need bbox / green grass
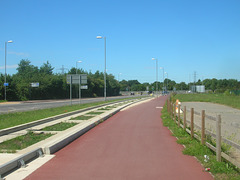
[70,115,94,120]
[41,122,77,131]
[0,97,142,130]
[0,131,52,153]
[86,111,104,115]
[173,93,240,109]
[161,104,240,180]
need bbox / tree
[16,59,38,77]
[40,61,54,75]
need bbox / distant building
[191,85,205,93]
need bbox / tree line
[0,59,120,101]
[119,78,240,93]
[0,59,239,101]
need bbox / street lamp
[152,57,158,97]
[160,67,164,92]
[96,35,107,101]
[118,73,122,82]
[4,40,13,101]
[75,60,82,103]
[76,60,82,74]
[165,72,168,92]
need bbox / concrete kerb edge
[0,97,151,178]
[0,148,43,178]
[0,98,144,137]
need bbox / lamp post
[4,40,13,101]
[152,58,158,97]
[76,60,82,74]
[160,67,164,93]
[76,60,82,103]
[96,36,107,101]
[118,73,122,82]
[165,72,168,92]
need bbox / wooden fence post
[178,104,181,127]
[171,103,173,120]
[191,108,194,139]
[183,106,186,130]
[201,110,205,145]
[216,115,222,162]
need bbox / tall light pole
[76,60,82,103]
[118,73,122,82]
[160,67,164,92]
[76,60,82,74]
[152,58,158,97]
[165,72,168,92]
[96,36,107,101]
[4,40,13,101]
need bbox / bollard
[183,106,186,130]
[191,108,194,139]
[216,115,222,162]
[201,110,205,145]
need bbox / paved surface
[24,97,213,180]
[0,95,142,114]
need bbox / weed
[86,111,104,115]
[161,104,240,179]
[42,122,77,131]
[70,115,94,120]
[0,131,52,152]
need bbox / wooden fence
[167,98,240,168]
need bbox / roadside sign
[30,82,39,87]
[81,85,88,89]
[67,74,87,84]
[4,83,9,87]
[66,74,88,106]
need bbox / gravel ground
[181,102,240,162]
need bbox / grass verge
[0,131,52,153]
[86,111,104,115]
[161,104,240,180]
[173,93,240,109]
[0,97,144,130]
[70,115,94,120]
[41,122,77,131]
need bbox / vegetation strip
[41,122,78,131]
[70,115,94,120]
[86,111,104,115]
[173,93,240,110]
[162,103,240,179]
[0,97,144,130]
[0,132,52,153]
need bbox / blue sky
[0,0,240,83]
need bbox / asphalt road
[25,97,213,180]
[0,96,142,114]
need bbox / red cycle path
[25,97,213,180]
